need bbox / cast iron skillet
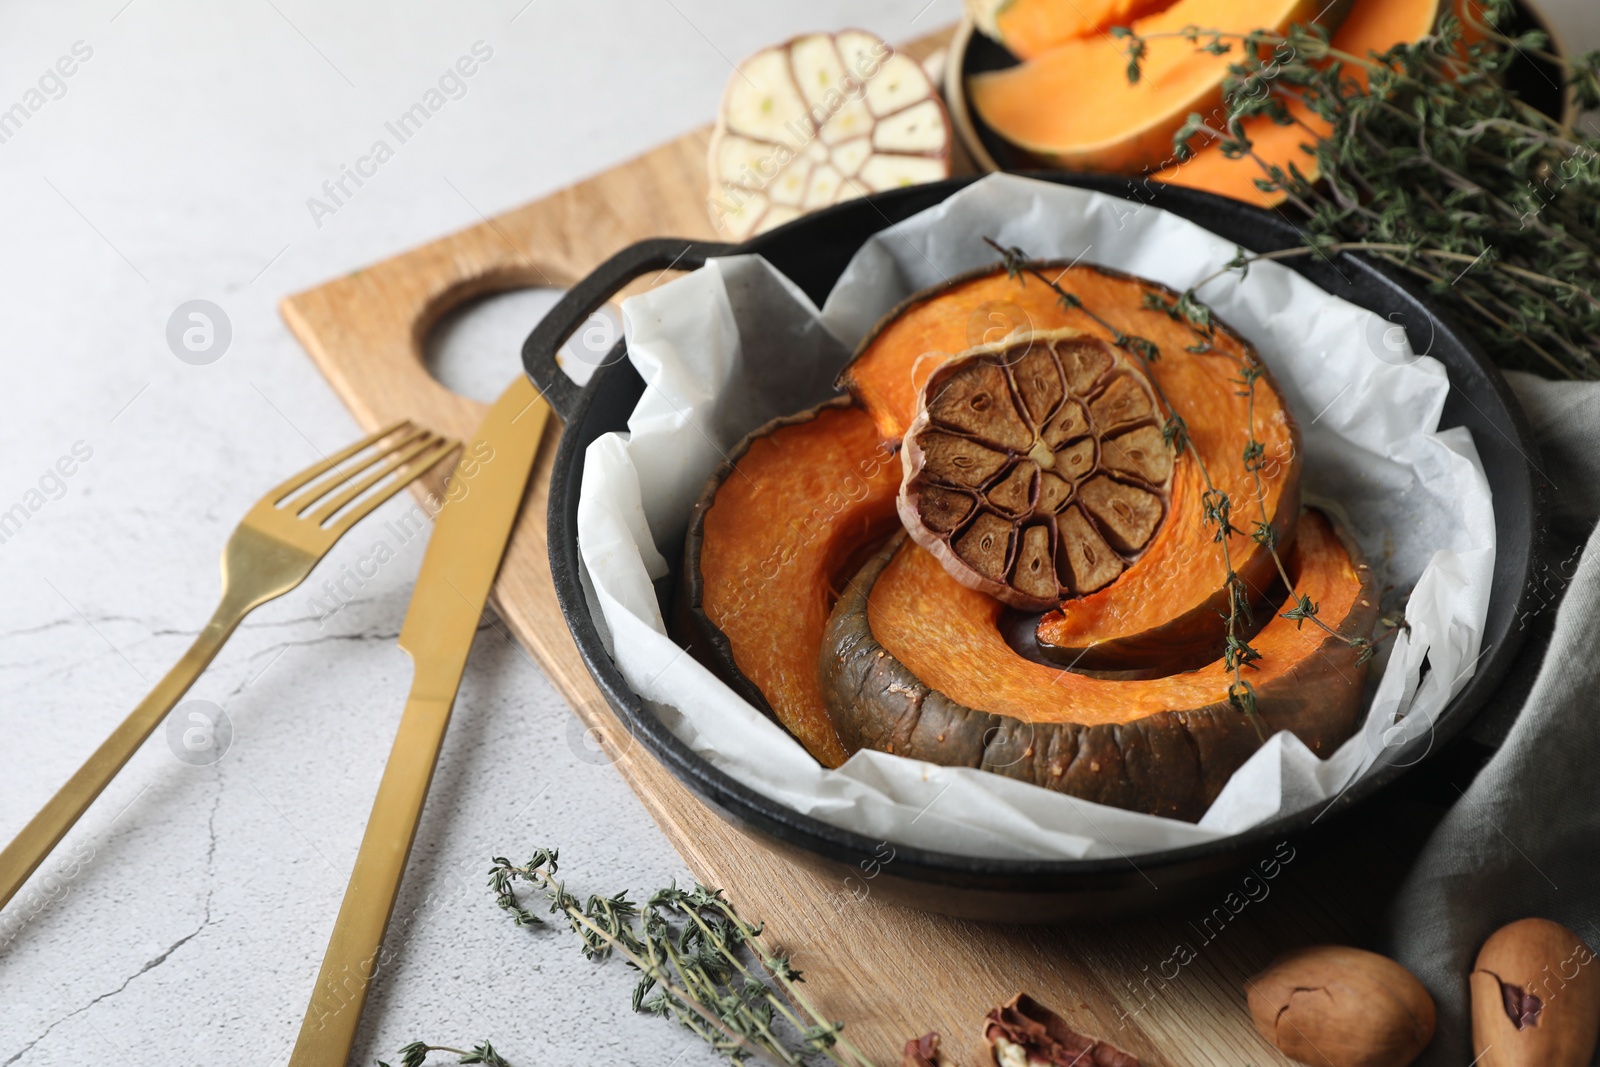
[521,174,1546,922]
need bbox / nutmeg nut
[1470,917,1600,1067]
[1246,945,1435,1067]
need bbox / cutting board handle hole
[424,286,622,404]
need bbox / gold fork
[0,421,459,914]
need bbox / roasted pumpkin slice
[966,0,1180,60]
[840,261,1300,671]
[1154,0,1446,206]
[967,0,1354,171]
[899,329,1176,610]
[679,399,902,767]
[820,509,1377,820]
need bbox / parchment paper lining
[575,175,1495,859]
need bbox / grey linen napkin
[1385,371,1600,1065]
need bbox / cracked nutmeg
[1246,944,1435,1067]
[898,328,1173,611]
[985,993,1138,1067]
[1470,918,1600,1067]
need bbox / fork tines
[270,420,459,534]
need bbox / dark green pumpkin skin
[819,528,1378,822]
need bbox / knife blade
[288,376,549,1067]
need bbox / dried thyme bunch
[1118,0,1600,379]
[488,849,873,1067]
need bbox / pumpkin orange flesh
[991,0,1179,60]
[1154,0,1445,206]
[968,0,1351,171]
[697,403,902,766]
[869,509,1364,723]
[841,264,1298,660]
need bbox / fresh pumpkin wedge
[966,0,1180,60]
[679,399,902,767]
[1154,0,1446,206]
[820,509,1377,820]
[967,0,1354,171]
[840,261,1301,672]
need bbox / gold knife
[288,376,549,1067]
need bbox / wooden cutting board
[281,26,1428,1066]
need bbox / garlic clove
[708,186,771,243]
[789,32,845,108]
[864,52,931,115]
[719,48,807,146]
[857,153,949,191]
[762,204,802,232]
[874,99,951,153]
[830,136,872,177]
[709,132,771,189]
[834,31,884,90]
[803,165,844,210]
[765,155,811,207]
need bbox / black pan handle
[522,237,738,422]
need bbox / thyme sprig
[378,1042,512,1067]
[1116,0,1600,380]
[1142,280,1383,665]
[984,236,1404,724]
[987,238,1164,362]
[489,849,872,1067]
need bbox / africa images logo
[306,41,494,228]
[0,41,93,147]
[0,441,93,547]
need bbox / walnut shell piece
[898,329,1173,611]
[901,1032,946,1067]
[984,993,1138,1066]
[1470,918,1600,1067]
[1247,945,1435,1067]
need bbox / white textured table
[0,2,1593,1066]
[0,3,961,1065]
